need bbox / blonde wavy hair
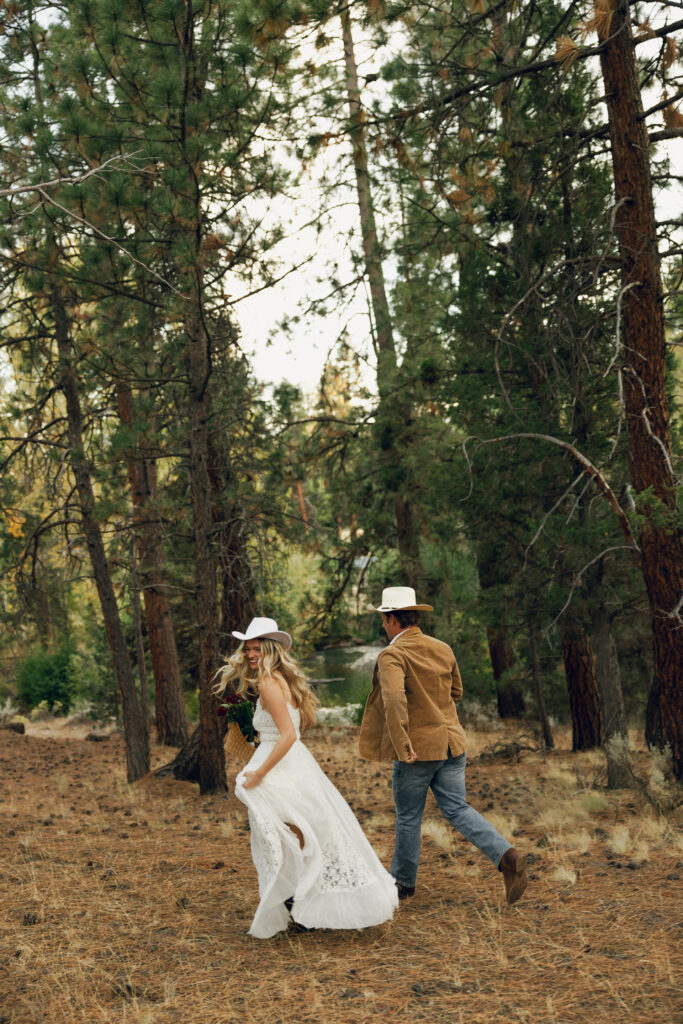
[213,638,319,730]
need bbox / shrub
[69,631,119,723]
[16,642,76,713]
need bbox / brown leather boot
[499,848,528,905]
[288,919,313,933]
[396,883,415,900]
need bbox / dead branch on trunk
[463,432,641,560]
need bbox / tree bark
[53,286,149,782]
[158,6,228,794]
[115,381,189,747]
[591,601,631,788]
[528,621,554,749]
[156,722,201,782]
[157,498,258,784]
[156,460,258,783]
[477,546,525,717]
[218,514,257,642]
[129,534,150,727]
[487,627,525,717]
[340,7,424,589]
[25,0,148,780]
[185,302,226,794]
[560,625,602,751]
[205,429,258,645]
[598,0,683,778]
[156,713,234,782]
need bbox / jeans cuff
[496,844,513,869]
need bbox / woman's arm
[240,677,297,789]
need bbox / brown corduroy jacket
[359,626,467,762]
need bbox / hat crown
[246,617,278,635]
[380,586,418,608]
[374,586,433,613]
[231,616,293,650]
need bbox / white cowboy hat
[231,616,293,651]
[374,586,433,613]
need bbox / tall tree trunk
[477,547,525,717]
[340,7,424,588]
[528,621,554,749]
[156,380,258,785]
[53,287,149,782]
[598,0,683,778]
[487,627,525,718]
[560,624,602,751]
[155,723,202,783]
[28,570,55,646]
[186,303,226,794]
[155,501,256,782]
[162,6,227,794]
[26,0,148,781]
[129,535,150,726]
[115,381,189,747]
[591,602,632,788]
[156,464,258,782]
[218,513,257,642]
[206,434,258,643]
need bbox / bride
[214,617,398,939]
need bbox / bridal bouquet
[217,691,257,744]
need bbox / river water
[301,645,382,707]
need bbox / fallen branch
[476,733,541,763]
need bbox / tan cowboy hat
[231,616,292,650]
[374,586,433,613]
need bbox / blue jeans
[391,751,511,888]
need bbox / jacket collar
[389,626,422,646]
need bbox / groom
[359,586,527,904]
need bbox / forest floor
[1,715,681,1024]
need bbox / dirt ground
[0,718,681,1024]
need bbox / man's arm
[450,656,463,703]
[377,649,416,762]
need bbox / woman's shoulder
[259,673,292,703]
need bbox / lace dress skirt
[234,701,398,938]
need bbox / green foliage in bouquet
[218,693,257,743]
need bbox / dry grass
[1,720,682,1024]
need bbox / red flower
[217,690,244,717]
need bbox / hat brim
[231,630,292,651]
[373,604,433,613]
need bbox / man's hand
[404,748,418,765]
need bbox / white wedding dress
[234,699,398,938]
